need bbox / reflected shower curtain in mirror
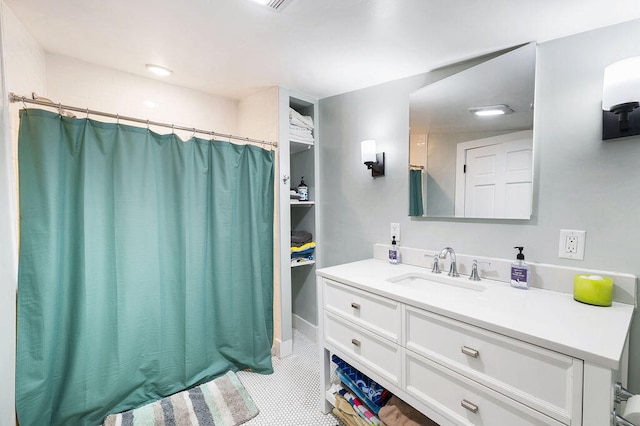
[409,169,424,216]
[16,109,275,425]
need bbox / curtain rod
[9,92,278,148]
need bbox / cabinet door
[405,351,564,426]
[405,306,582,425]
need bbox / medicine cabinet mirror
[409,43,536,219]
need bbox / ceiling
[5,0,640,101]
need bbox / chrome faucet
[431,255,441,274]
[439,247,459,277]
[469,260,491,281]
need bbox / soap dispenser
[511,246,530,289]
[389,237,400,264]
[297,177,308,201]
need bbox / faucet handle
[469,260,491,281]
[431,255,441,274]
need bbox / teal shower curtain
[16,109,275,425]
[409,168,424,216]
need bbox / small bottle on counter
[511,246,530,289]
[389,236,400,264]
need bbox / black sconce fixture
[361,140,385,177]
[602,56,640,140]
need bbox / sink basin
[387,272,487,292]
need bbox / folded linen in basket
[339,389,380,425]
[289,107,314,129]
[379,396,439,426]
[332,355,391,412]
[333,393,371,426]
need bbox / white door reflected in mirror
[455,131,533,219]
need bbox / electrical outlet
[390,223,400,241]
[558,230,586,260]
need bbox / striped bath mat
[103,371,259,426]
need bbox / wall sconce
[602,56,640,140]
[361,140,385,177]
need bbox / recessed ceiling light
[468,104,514,116]
[145,64,173,77]
[249,0,293,11]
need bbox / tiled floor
[236,330,341,426]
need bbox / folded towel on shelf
[289,126,314,143]
[289,124,313,135]
[290,114,314,131]
[379,396,439,426]
[291,242,316,253]
[291,248,314,258]
[291,230,313,245]
[289,107,314,129]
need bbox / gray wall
[319,19,640,391]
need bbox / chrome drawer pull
[351,302,361,310]
[461,399,479,414]
[351,338,361,347]
[461,346,479,358]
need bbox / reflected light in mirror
[469,104,514,116]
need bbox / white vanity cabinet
[317,258,635,426]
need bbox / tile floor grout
[236,330,342,425]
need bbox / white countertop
[317,258,635,370]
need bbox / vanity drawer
[405,306,582,424]
[323,278,401,343]
[324,311,401,386]
[405,350,564,426]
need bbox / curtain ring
[116,114,119,125]
[171,124,175,134]
[146,119,150,130]
[86,108,89,119]
[191,128,196,138]
[58,102,63,116]
[21,97,27,110]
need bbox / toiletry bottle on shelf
[297,177,308,201]
[389,236,400,264]
[511,246,530,289]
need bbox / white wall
[319,19,640,391]
[0,2,46,424]
[45,54,239,141]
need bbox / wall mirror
[409,43,536,219]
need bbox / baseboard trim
[272,337,293,359]
[293,313,317,343]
